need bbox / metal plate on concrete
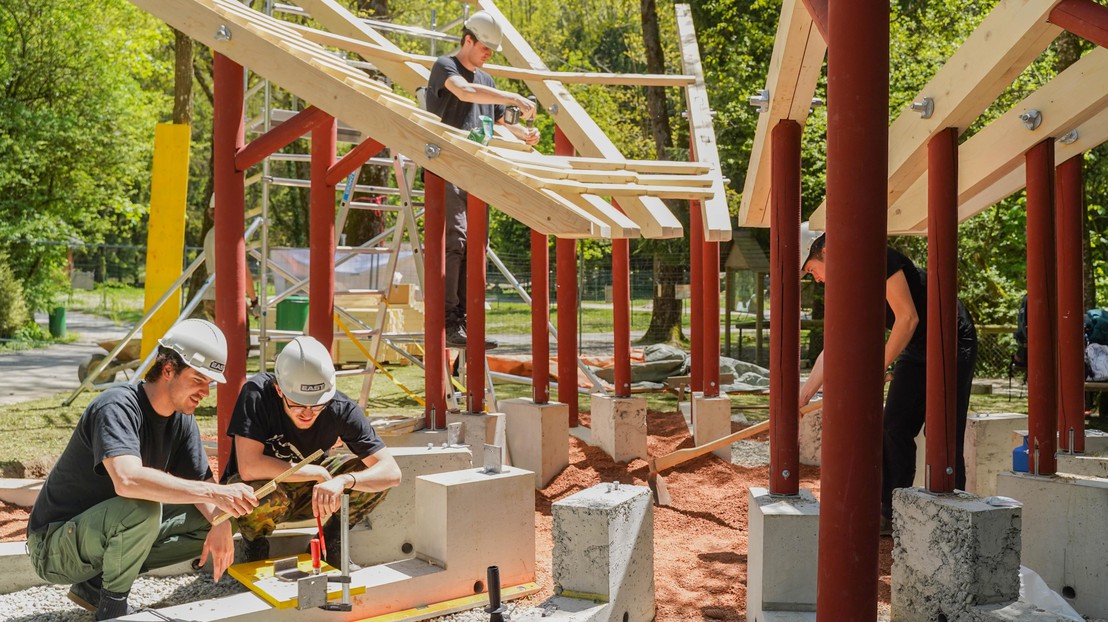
[228,553,363,609]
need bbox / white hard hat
[158,319,228,383]
[800,221,824,274]
[275,336,337,406]
[463,10,503,52]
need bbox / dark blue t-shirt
[29,384,211,533]
[426,55,504,131]
[221,373,386,482]
[886,247,976,361]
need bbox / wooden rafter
[736,0,826,228]
[887,47,1108,233]
[675,4,733,242]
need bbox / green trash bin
[275,296,310,352]
[48,307,67,339]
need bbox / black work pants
[881,334,978,519]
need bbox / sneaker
[446,325,467,348]
[67,576,102,612]
[94,588,134,621]
[239,536,270,563]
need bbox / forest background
[1,0,1106,348]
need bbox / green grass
[484,300,653,333]
[68,285,147,325]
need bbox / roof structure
[129,0,732,241]
[738,0,1108,235]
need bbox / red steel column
[926,128,959,493]
[769,120,801,495]
[702,228,721,397]
[690,200,704,393]
[466,193,489,413]
[1056,155,1084,453]
[423,172,447,428]
[213,53,247,474]
[532,230,550,403]
[555,127,579,425]
[1026,140,1059,475]
[612,234,632,398]
[309,117,338,352]
[817,0,889,617]
[1049,0,1108,48]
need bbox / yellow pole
[140,123,191,358]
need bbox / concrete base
[551,483,654,622]
[997,471,1108,617]
[501,398,570,489]
[446,410,508,468]
[0,479,41,508]
[692,393,732,460]
[746,488,819,622]
[966,413,1028,496]
[589,394,647,464]
[970,601,1086,621]
[1055,453,1108,478]
[891,488,1021,621]
[798,409,822,466]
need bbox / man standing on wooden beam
[425,9,541,348]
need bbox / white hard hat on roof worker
[158,319,229,383]
[463,10,503,51]
[799,221,824,275]
[275,336,337,406]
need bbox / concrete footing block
[446,411,506,467]
[891,488,1021,621]
[798,410,822,466]
[589,394,647,463]
[692,394,731,460]
[549,483,654,622]
[0,479,41,508]
[1055,453,1108,479]
[746,487,819,622]
[501,398,570,489]
[966,413,1028,496]
[996,471,1108,617]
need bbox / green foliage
[0,252,28,337]
[0,0,171,310]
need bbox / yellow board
[140,123,191,358]
[354,582,540,621]
[227,553,366,609]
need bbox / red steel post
[213,53,248,474]
[816,0,889,617]
[309,118,338,352]
[235,106,330,171]
[1026,139,1059,475]
[532,230,550,403]
[555,127,579,425]
[702,225,721,398]
[1056,155,1085,453]
[1049,0,1108,48]
[326,139,386,186]
[613,234,632,398]
[925,128,959,493]
[423,172,448,428]
[466,192,488,413]
[769,120,801,496]
[690,200,704,393]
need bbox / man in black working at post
[425,9,540,348]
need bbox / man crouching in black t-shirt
[27,319,259,620]
[223,336,401,566]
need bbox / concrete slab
[0,478,42,507]
[514,595,608,621]
[446,411,506,468]
[1055,453,1108,479]
[891,488,1021,621]
[996,471,1108,617]
[969,600,1084,621]
[501,398,570,489]
[966,413,1027,496]
[798,410,822,466]
[692,394,731,460]
[589,395,647,464]
[552,483,654,622]
[746,488,819,622]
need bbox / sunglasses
[281,393,330,414]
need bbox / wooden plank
[497,150,711,174]
[546,190,642,238]
[135,0,610,238]
[675,4,733,242]
[737,0,826,228]
[286,23,695,87]
[512,171,717,200]
[886,47,1108,233]
[475,0,683,239]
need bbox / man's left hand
[200,520,236,582]
[312,476,348,519]
[507,124,540,146]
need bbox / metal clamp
[1020,109,1042,131]
[1059,129,1079,145]
[214,25,232,42]
[909,97,934,119]
[748,89,770,113]
[424,143,442,159]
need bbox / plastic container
[1012,434,1030,473]
[275,296,310,352]
[48,306,67,339]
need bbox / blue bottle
[1012,434,1029,472]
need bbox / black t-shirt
[426,55,504,131]
[886,247,976,361]
[221,373,386,482]
[28,384,212,533]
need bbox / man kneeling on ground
[27,319,259,620]
[223,336,401,565]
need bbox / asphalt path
[0,312,131,406]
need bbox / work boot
[94,588,134,621]
[67,575,102,612]
[239,536,270,563]
[445,325,468,348]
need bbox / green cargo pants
[232,453,388,541]
[26,497,211,593]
